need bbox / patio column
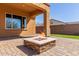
[44,10,50,36]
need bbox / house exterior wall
[0,6,36,37]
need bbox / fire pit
[34,36,47,41]
[24,36,56,54]
[24,32,56,54]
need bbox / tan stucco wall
[0,6,36,37]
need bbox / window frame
[22,17,27,30]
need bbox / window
[6,14,12,29]
[6,14,27,30]
[13,15,22,29]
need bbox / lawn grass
[50,34,79,39]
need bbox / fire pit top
[23,37,56,45]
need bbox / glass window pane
[6,14,12,29]
[13,15,22,29]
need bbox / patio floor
[0,37,79,56]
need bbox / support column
[44,10,50,36]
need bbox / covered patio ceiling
[0,3,44,15]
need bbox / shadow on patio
[0,37,21,41]
[17,45,38,56]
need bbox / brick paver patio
[0,37,79,56]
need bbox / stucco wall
[0,6,36,37]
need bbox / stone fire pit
[24,37,56,54]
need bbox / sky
[36,3,79,24]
